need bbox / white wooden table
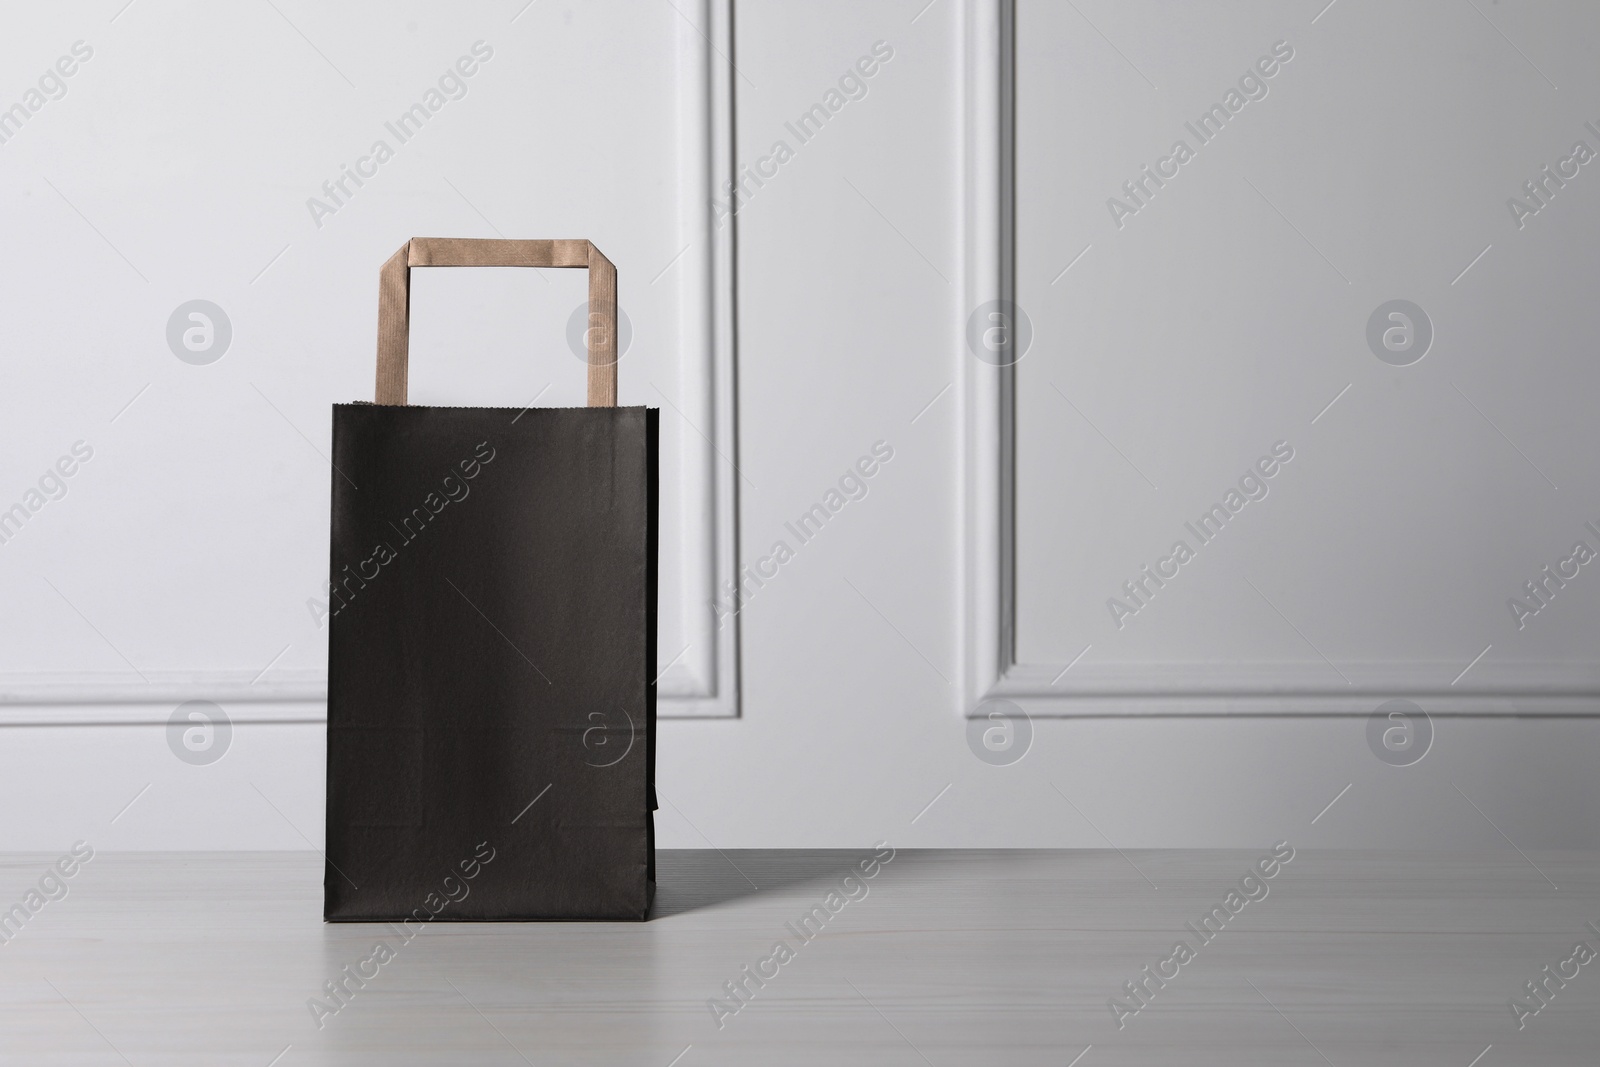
[1,850,1596,1065]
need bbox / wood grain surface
[0,849,1596,1065]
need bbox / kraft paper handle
[374,238,618,407]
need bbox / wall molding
[0,0,740,722]
[958,0,1599,718]
[960,0,1011,719]
[658,0,741,717]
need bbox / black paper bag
[324,238,656,922]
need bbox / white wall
[3,0,1598,853]
[0,0,737,717]
[1002,0,1600,716]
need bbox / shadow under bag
[324,238,656,921]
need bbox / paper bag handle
[374,238,618,407]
